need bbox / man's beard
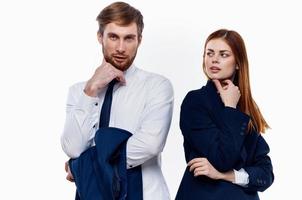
[103,47,137,71]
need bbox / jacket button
[240,132,245,135]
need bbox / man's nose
[116,41,126,53]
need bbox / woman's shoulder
[185,87,206,98]
[184,80,216,99]
[182,80,221,110]
[182,86,209,107]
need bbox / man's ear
[97,32,103,45]
[138,35,142,46]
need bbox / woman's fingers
[188,157,207,166]
[188,158,209,171]
[213,79,223,93]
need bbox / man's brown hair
[96,2,144,38]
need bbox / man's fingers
[66,174,74,182]
[67,168,74,182]
[65,162,68,172]
[65,161,74,182]
[115,71,126,84]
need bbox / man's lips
[113,55,127,62]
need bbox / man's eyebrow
[107,32,119,37]
[124,34,137,38]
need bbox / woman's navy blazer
[176,80,274,200]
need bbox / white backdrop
[0,0,301,199]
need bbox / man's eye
[125,37,134,42]
[110,35,117,40]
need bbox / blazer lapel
[203,80,226,128]
[204,80,248,166]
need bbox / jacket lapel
[203,80,248,166]
[203,80,226,128]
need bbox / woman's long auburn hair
[202,29,270,133]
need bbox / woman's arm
[188,157,248,186]
[187,135,274,191]
[243,135,274,192]
[181,91,250,171]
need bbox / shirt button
[94,102,98,106]
[129,165,133,168]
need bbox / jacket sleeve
[180,91,250,172]
[243,135,274,192]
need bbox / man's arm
[126,78,174,168]
[61,60,125,158]
[61,82,101,158]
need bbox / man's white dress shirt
[61,65,173,200]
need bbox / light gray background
[0,0,301,199]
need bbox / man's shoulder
[134,68,173,97]
[136,68,172,87]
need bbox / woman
[175,29,274,200]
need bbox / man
[61,2,173,199]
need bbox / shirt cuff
[233,168,249,186]
[77,90,100,113]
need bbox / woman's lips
[209,66,221,73]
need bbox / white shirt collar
[123,64,137,80]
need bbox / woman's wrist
[220,170,235,183]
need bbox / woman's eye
[207,52,214,57]
[221,53,229,58]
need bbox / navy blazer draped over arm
[69,127,143,200]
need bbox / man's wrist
[84,83,98,97]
